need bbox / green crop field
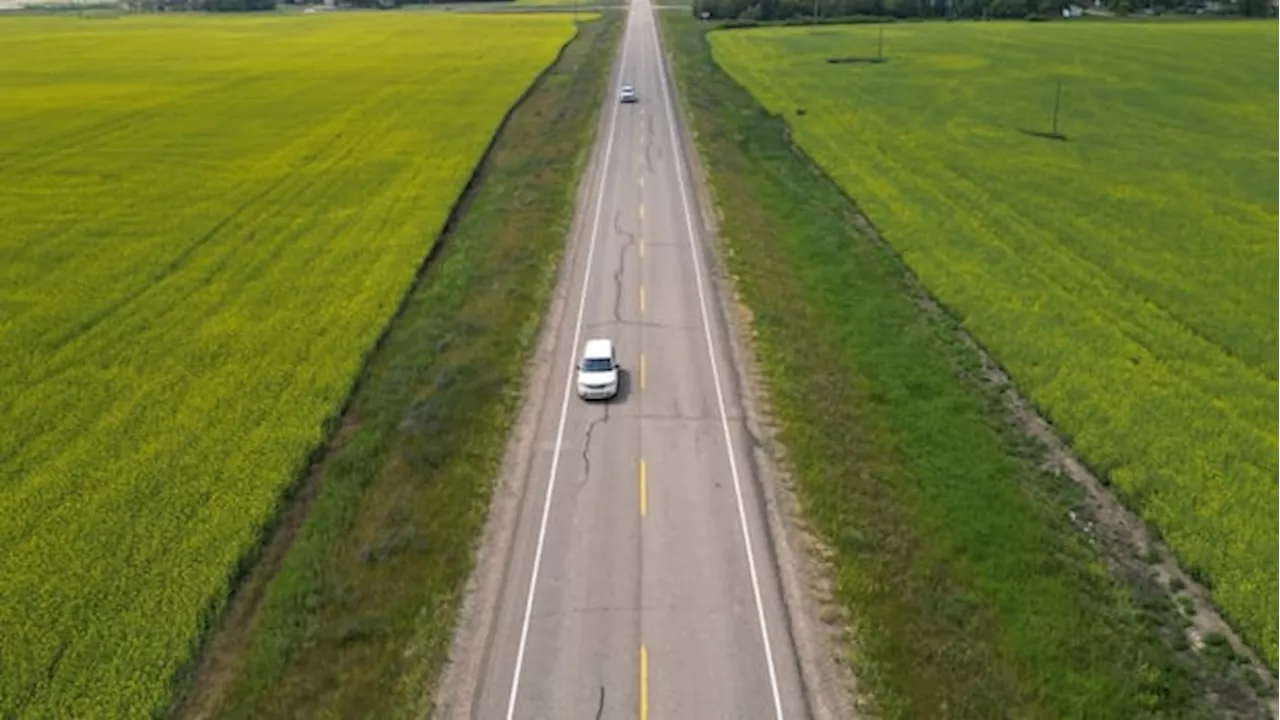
[0,12,576,717]
[710,20,1278,665]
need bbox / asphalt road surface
[472,1,809,717]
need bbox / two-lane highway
[471,1,809,717]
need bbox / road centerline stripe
[640,644,650,720]
[640,459,648,517]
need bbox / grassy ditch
[178,13,621,719]
[660,12,1269,720]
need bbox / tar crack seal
[579,407,610,487]
[644,113,656,172]
[612,211,638,324]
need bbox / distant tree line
[276,0,509,7]
[142,0,505,11]
[692,0,1273,20]
[130,0,1274,16]
[693,0,1035,19]
[128,0,273,10]
[205,0,274,10]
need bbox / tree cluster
[691,0,1272,20]
[148,0,506,11]
[280,0,509,7]
[693,0,1044,19]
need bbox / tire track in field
[1,74,390,423]
[50,65,462,373]
[0,63,454,565]
[0,95,390,552]
[138,74,429,330]
[0,73,274,177]
[38,87,380,354]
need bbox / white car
[576,338,620,400]
[619,84,638,103]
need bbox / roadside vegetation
[183,12,620,719]
[709,19,1278,667]
[0,12,578,718]
[688,0,1275,22]
[660,11,1274,718]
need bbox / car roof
[583,338,614,358]
[622,84,634,90]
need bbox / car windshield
[581,357,613,372]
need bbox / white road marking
[644,4,786,719]
[503,13,635,720]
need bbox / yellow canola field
[0,12,578,717]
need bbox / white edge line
[645,4,786,720]
[503,10,634,720]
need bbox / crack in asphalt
[612,211,638,324]
[580,408,610,487]
[630,412,736,422]
[594,685,606,720]
[644,111,656,173]
[584,319,669,330]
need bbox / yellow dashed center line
[639,285,646,315]
[640,645,650,720]
[639,459,647,517]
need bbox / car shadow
[611,368,632,405]
[1018,128,1069,141]
[825,56,887,64]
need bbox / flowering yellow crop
[0,11,577,717]
[712,20,1278,665]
